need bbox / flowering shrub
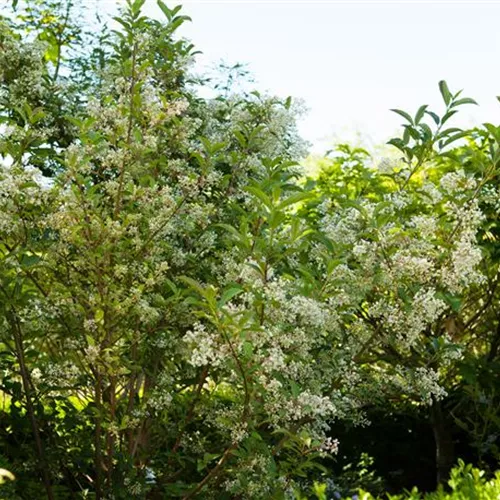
[0,0,500,499]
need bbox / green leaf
[397,286,410,305]
[403,125,420,141]
[387,138,408,154]
[179,276,206,296]
[402,127,410,144]
[290,380,301,398]
[483,123,500,144]
[426,111,440,126]
[414,104,428,125]
[373,201,392,218]
[19,181,39,190]
[190,152,205,167]
[197,453,220,472]
[165,279,178,294]
[133,128,143,143]
[21,254,41,268]
[268,209,286,230]
[244,186,272,210]
[233,130,247,148]
[199,137,225,156]
[112,17,132,31]
[448,296,461,313]
[390,109,414,124]
[436,292,462,312]
[437,127,462,139]
[441,109,458,125]
[442,131,470,147]
[132,0,146,14]
[419,123,433,140]
[218,286,244,308]
[451,97,478,107]
[95,309,105,324]
[438,80,452,106]
[169,15,191,31]
[459,363,477,385]
[158,1,172,19]
[214,223,245,241]
[277,191,313,210]
[171,5,183,18]
[242,341,253,357]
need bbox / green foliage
[315,144,392,201]
[300,462,500,500]
[364,461,500,500]
[1,1,500,499]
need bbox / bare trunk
[430,397,455,485]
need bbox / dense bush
[1,0,499,498]
[299,461,500,499]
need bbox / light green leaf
[452,97,478,107]
[95,309,104,324]
[132,0,146,14]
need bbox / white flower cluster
[184,323,222,367]
[313,160,488,406]
[440,169,476,193]
[440,201,485,293]
[320,436,340,455]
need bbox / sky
[98,0,500,153]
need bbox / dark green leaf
[21,254,41,268]
[426,111,440,125]
[414,104,428,125]
[390,109,414,124]
[438,80,452,106]
[387,138,407,154]
[441,110,458,125]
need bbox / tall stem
[9,309,54,500]
[94,371,104,499]
[114,41,138,219]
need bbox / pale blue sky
[101,1,500,152]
